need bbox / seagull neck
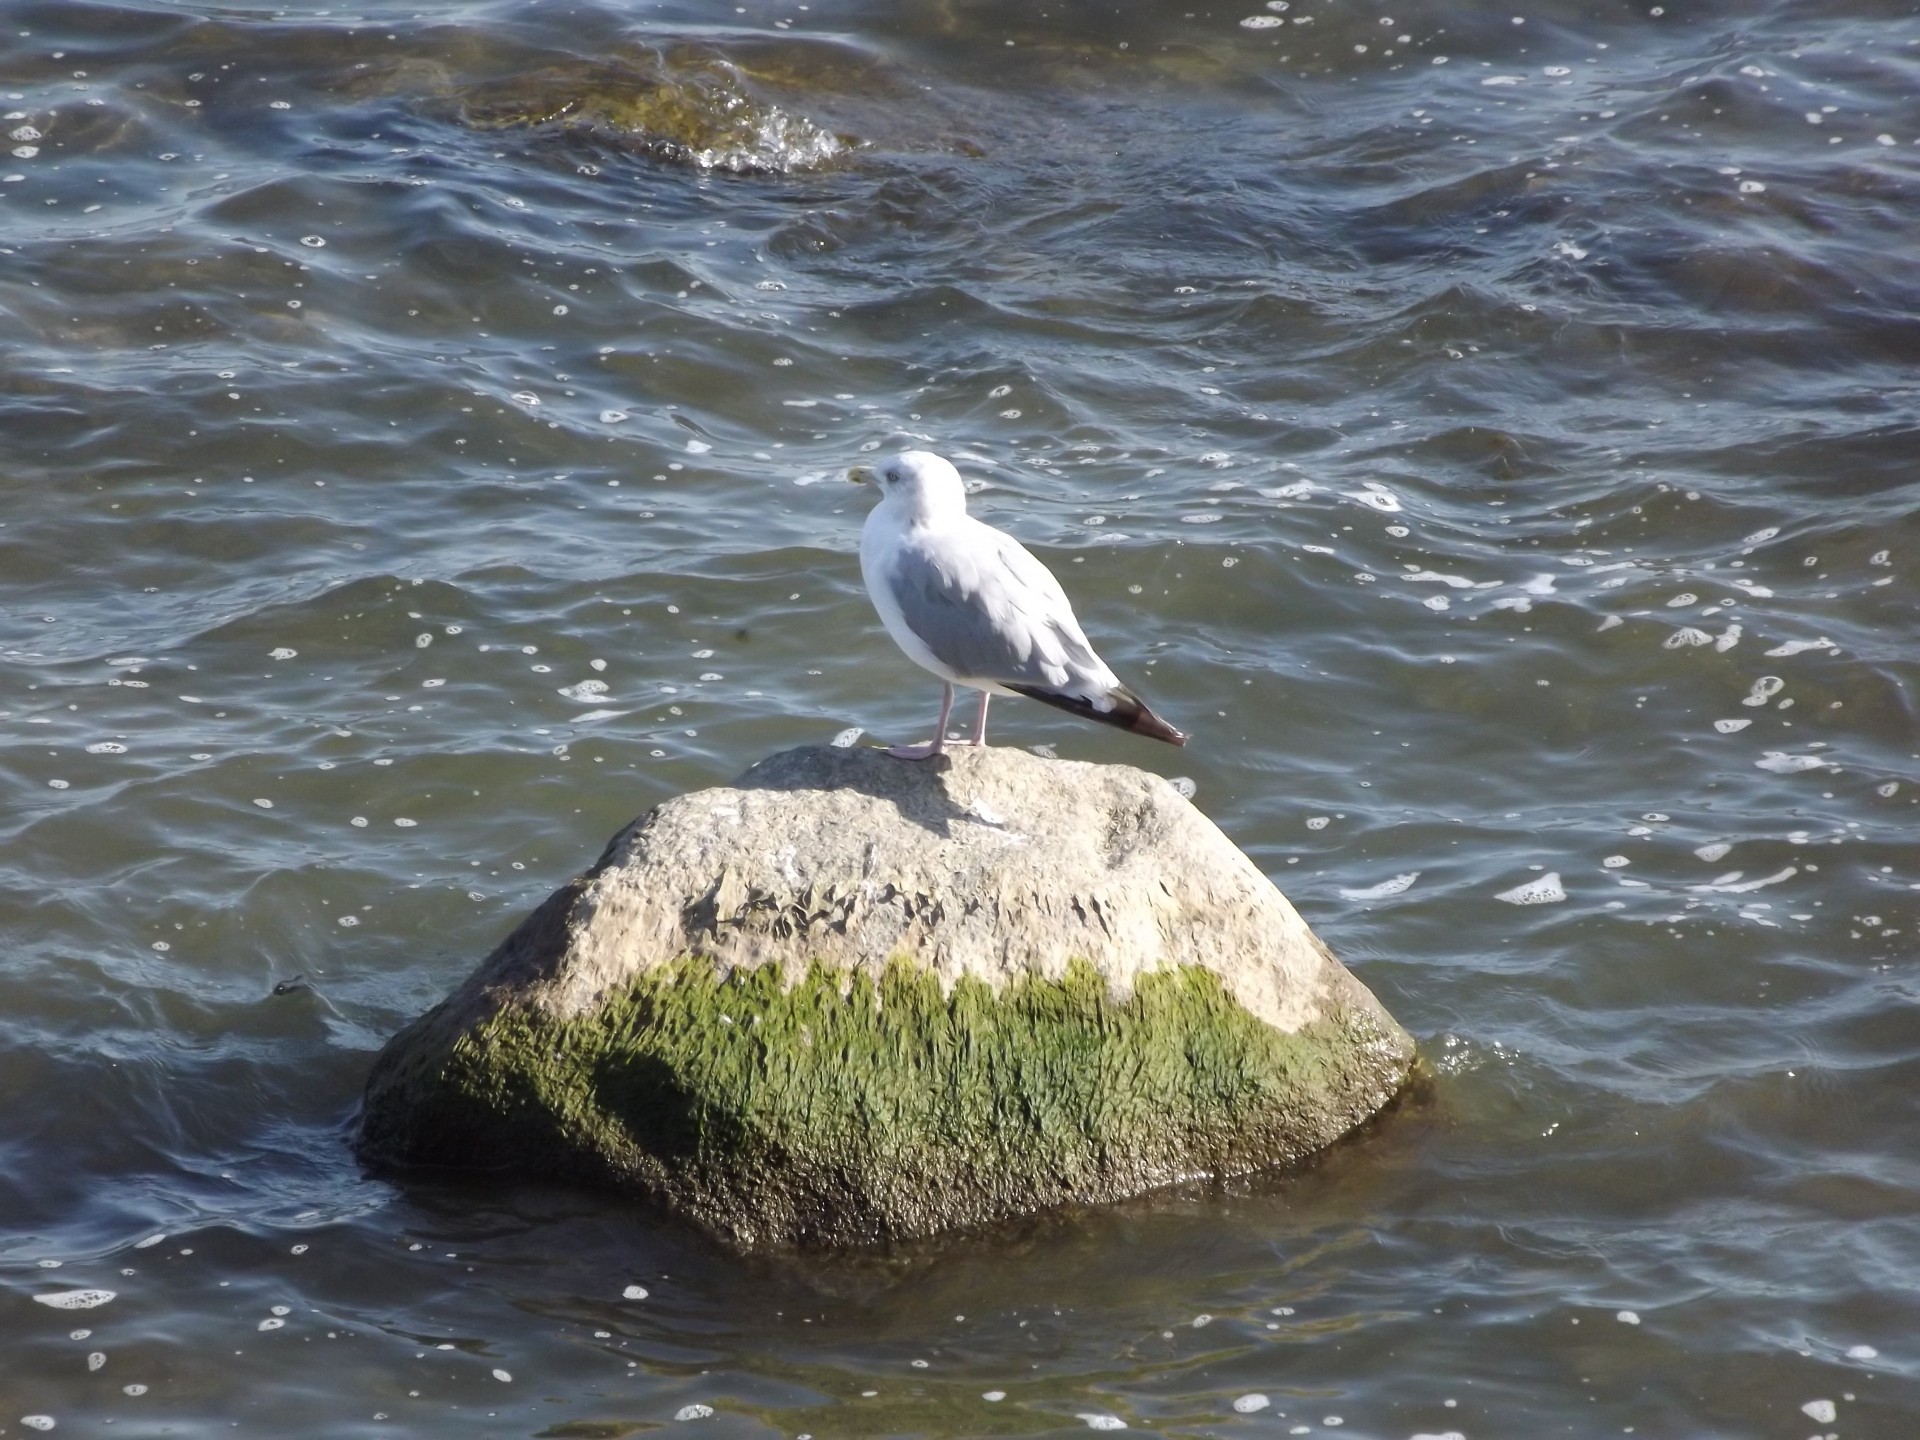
[893,489,967,529]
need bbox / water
[3,0,1918,1431]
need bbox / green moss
[361,958,1407,1248]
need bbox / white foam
[1712,718,1751,733]
[1602,856,1629,869]
[33,1290,114,1310]
[1497,873,1565,905]
[1666,592,1698,607]
[133,1234,164,1249]
[1691,866,1796,894]
[623,1284,649,1300]
[1801,1399,1836,1424]
[1346,484,1402,512]
[1755,752,1828,773]
[558,680,610,702]
[569,710,626,724]
[1241,14,1284,28]
[1306,816,1330,830]
[1763,637,1834,657]
[492,1369,512,1383]
[20,1419,54,1433]
[1077,1416,1127,1431]
[269,647,297,660]
[1233,1395,1271,1414]
[1694,843,1731,862]
[1847,1344,1878,1360]
[258,1317,284,1331]
[1664,627,1710,648]
[1715,623,1742,651]
[85,742,126,754]
[830,728,864,749]
[982,1391,1006,1402]
[1339,871,1419,901]
[1616,1309,1640,1324]
[675,1404,714,1421]
[1405,570,1475,588]
[1741,676,1784,707]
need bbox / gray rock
[358,745,1415,1248]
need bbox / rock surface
[454,54,855,174]
[357,745,1416,1248]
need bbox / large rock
[357,745,1415,1248]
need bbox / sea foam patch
[33,1289,115,1310]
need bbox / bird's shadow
[732,744,975,838]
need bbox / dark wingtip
[1008,682,1188,747]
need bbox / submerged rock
[357,745,1415,1248]
[455,52,855,174]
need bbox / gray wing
[885,520,1116,692]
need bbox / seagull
[850,449,1186,760]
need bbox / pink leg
[886,682,954,760]
[972,690,991,747]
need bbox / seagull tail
[1007,682,1188,747]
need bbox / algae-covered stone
[357,745,1414,1248]
[454,52,854,173]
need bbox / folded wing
[884,520,1119,696]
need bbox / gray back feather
[887,530,1106,689]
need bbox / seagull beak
[847,465,876,486]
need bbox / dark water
[4,0,1919,1432]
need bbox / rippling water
[4,0,1919,1432]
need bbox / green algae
[360,957,1409,1249]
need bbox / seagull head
[848,450,969,523]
